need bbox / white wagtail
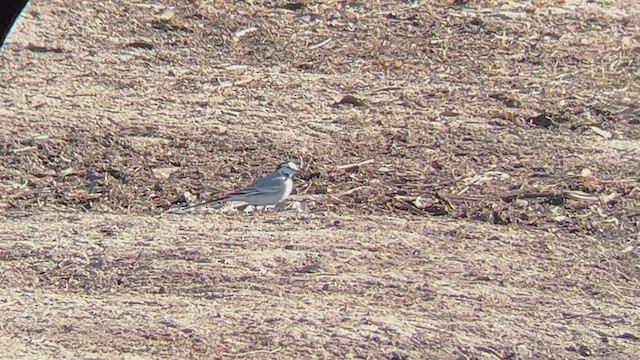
[172,161,301,213]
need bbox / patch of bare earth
[0,0,638,358]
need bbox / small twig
[309,38,332,49]
[219,108,241,116]
[12,146,37,153]
[26,43,64,53]
[300,182,313,195]
[335,186,367,197]
[501,192,567,203]
[336,159,374,171]
[564,190,600,202]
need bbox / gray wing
[230,172,286,196]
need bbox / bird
[173,161,301,213]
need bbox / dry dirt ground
[0,0,639,359]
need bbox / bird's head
[276,161,301,177]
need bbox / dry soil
[0,0,639,359]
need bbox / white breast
[280,177,293,202]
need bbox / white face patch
[278,162,300,175]
[286,162,300,171]
[278,161,300,171]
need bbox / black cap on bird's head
[276,161,301,176]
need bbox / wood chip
[152,167,180,179]
[156,8,175,21]
[588,126,613,139]
[233,27,258,42]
